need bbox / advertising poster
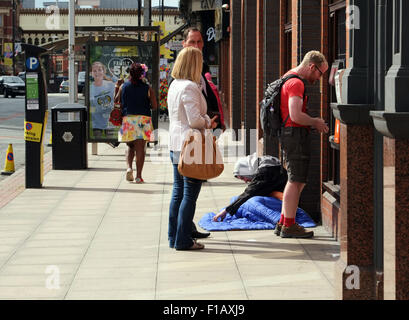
[3,42,13,66]
[153,21,172,60]
[87,42,155,142]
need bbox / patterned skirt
[118,115,153,142]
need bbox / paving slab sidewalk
[0,131,339,300]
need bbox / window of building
[324,1,346,199]
[56,59,63,73]
[284,28,292,72]
[0,15,3,27]
[283,0,292,72]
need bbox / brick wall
[243,0,257,155]
[291,0,324,221]
[256,0,263,156]
[279,0,287,75]
[263,0,280,157]
[291,0,299,67]
[229,0,242,136]
[219,38,230,127]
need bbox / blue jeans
[168,151,203,249]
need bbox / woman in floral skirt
[116,63,157,183]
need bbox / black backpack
[260,74,303,137]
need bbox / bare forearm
[290,111,329,133]
[290,112,316,127]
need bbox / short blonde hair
[300,51,327,68]
[171,47,203,84]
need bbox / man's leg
[280,180,313,238]
[278,128,313,238]
[282,181,305,219]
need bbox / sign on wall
[192,0,222,11]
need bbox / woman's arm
[181,85,210,129]
[114,84,123,104]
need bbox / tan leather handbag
[178,129,224,180]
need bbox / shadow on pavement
[43,186,169,194]
[198,239,339,261]
[87,167,127,172]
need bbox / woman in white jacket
[167,47,217,250]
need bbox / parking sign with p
[26,57,39,71]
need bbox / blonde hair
[300,51,327,68]
[171,47,203,84]
[91,61,106,72]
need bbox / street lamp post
[68,0,75,103]
[12,0,16,75]
[143,0,151,26]
[138,0,141,26]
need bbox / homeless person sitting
[213,156,288,223]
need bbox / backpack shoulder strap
[281,74,303,83]
[280,74,305,127]
[281,74,306,100]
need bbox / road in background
[0,93,85,181]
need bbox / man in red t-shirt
[276,51,329,239]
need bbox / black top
[121,81,151,117]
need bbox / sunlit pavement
[0,126,339,300]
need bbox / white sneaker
[126,169,134,181]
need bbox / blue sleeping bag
[198,196,316,231]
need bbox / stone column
[332,0,377,300]
[332,104,376,300]
[371,0,409,300]
[380,138,409,300]
[341,0,374,104]
[384,0,409,113]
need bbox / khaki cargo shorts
[280,127,310,184]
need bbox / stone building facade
[184,0,409,300]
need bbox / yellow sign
[24,121,43,143]
[112,46,138,56]
[153,21,173,59]
[4,58,12,66]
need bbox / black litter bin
[51,103,88,169]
